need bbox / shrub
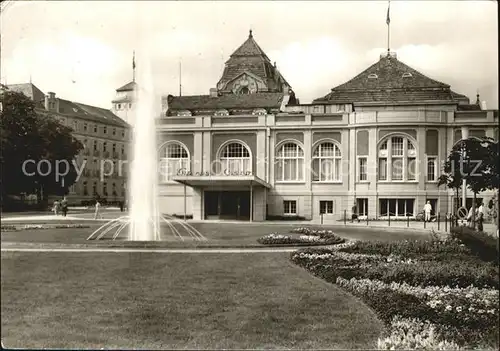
[338,237,471,258]
[1,225,17,232]
[362,260,498,289]
[450,226,499,262]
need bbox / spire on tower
[476,91,480,105]
[249,29,253,38]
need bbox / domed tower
[216,30,293,96]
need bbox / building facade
[157,32,498,222]
[111,81,138,126]
[6,83,132,205]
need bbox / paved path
[1,247,298,253]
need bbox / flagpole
[387,0,391,53]
[179,61,182,97]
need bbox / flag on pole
[386,1,391,25]
[132,51,136,70]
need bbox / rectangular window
[379,199,415,217]
[103,142,107,152]
[93,124,97,133]
[93,141,98,151]
[378,158,387,180]
[356,198,368,217]
[283,200,297,215]
[103,183,107,195]
[392,137,404,155]
[427,157,436,181]
[121,129,125,138]
[73,120,78,131]
[392,157,403,180]
[103,126,107,134]
[408,157,416,180]
[320,200,333,214]
[359,157,367,181]
[83,123,88,132]
[112,128,116,136]
[112,143,116,153]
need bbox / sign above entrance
[177,168,253,177]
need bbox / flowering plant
[377,316,461,350]
[258,231,345,246]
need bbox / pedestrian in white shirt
[423,201,432,222]
[94,201,102,219]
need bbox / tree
[0,91,83,208]
[439,136,499,227]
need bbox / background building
[111,81,137,126]
[7,83,131,205]
[157,31,498,222]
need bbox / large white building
[156,31,498,222]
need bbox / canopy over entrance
[172,175,271,188]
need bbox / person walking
[52,200,60,216]
[423,201,432,222]
[61,197,68,217]
[94,200,102,219]
[477,201,485,232]
[351,202,359,222]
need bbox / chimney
[45,92,59,112]
[209,88,218,98]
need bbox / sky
[1,0,498,109]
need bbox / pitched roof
[216,31,291,94]
[313,54,459,104]
[7,83,46,108]
[116,81,137,92]
[167,92,285,112]
[55,99,129,127]
[230,30,270,59]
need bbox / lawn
[1,251,383,349]
[1,222,431,248]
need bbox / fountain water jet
[87,52,206,242]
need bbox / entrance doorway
[204,191,250,220]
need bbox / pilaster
[304,130,312,190]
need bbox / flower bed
[2,224,90,231]
[291,235,499,349]
[257,229,345,246]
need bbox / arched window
[312,141,342,182]
[159,142,190,181]
[219,142,251,174]
[276,142,304,181]
[378,135,417,181]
